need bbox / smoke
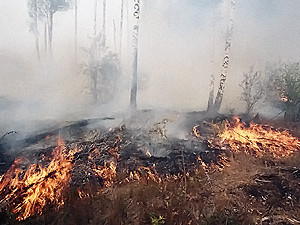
[1,0,300,136]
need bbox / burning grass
[0,137,74,221]
[0,115,300,224]
[219,116,300,158]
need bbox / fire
[93,161,117,187]
[146,149,151,157]
[128,164,160,183]
[220,116,300,158]
[193,125,201,138]
[0,137,74,221]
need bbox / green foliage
[150,213,165,225]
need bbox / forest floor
[0,110,299,225]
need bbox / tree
[130,0,141,110]
[82,35,121,104]
[119,0,124,56]
[27,0,41,61]
[266,62,300,121]
[239,66,264,115]
[27,0,72,56]
[74,0,78,57]
[46,0,72,53]
[213,0,236,112]
[102,0,106,47]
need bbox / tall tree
[102,0,106,46]
[130,0,140,110]
[213,0,236,112]
[94,0,98,36]
[47,0,71,54]
[27,0,41,61]
[119,0,124,56]
[207,11,217,112]
[74,0,78,57]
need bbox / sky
[0,0,300,132]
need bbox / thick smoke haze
[0,0,300,135]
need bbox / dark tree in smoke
[82,35,121,104]
[81,0,121,104]
[240,66,264,115]
[130,0,140,110]
[213,0,236,112]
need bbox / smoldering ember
[0,1,300,225]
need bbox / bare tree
[207,10,217,112]
[27,0,41,61]
[42,0,72,54]
[240,66,264,115]
[74,0,78,57]
[102,0,106,46]
[119,0,124,56]
[207,75,215,111]
[213,0,236,112]
[130,0,140,110]
[94,0,98,36]
[28,0,72,56]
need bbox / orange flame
[93,162,117,187]
[0,137,74,221]
[220,116,300,158]
[193,125,201,138]
[146,149,151,157]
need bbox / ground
[0,110,299,225]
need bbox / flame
[108,137,121,160]
[0,137,74,221]
[146,149,151,157]
[193,125,201,138]
[93,162,117,187]
[220,116,300,158]
[128,164,160,183]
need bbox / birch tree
[213,0,236,112]
[130,0,140,110]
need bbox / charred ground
[0,110,299,225]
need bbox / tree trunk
[74,0,78,57]
[119,0,124,56]
[44,22,48,52]
[102,0,106,46]
[130,0,140,110]
[94,0,97,36]
[213,0,236,112]
[113,20,116,51]
[47,11,54,55]
[207,75,215,111]
[207,11,217,112]
[33,0,40,61]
